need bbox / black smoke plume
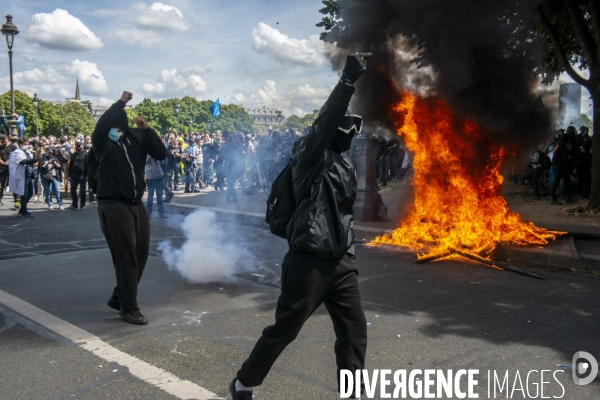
[322,0,552,149]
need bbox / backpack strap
[98,140,113,162]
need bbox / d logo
[572,351,598,386]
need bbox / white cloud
[258,80,279,106]
[26,9,103,52]
[133,2,190,31]
[109,28,163,47]
[106,2,190,46]
[252,23,333,67]
[67,60,110,96]
[233,81,331,116]
[286,84,330,113]
[140,65,208,98]
[1,60,109,98]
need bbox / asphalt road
[0,201,599,399]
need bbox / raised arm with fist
[120,91,133,104]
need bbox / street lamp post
[188,119,193,135]
[32,93,40,136]
[1,15,19,115]
[174,103,181,133]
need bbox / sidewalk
[157,181,600,275]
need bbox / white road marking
[0,289,223,400]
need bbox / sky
[0,1,593,120]
[0,0,338,116]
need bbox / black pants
[162,172,173,198]
[578,158,592,197]
[0,170,7,202]
[98,201,150,311]
[237,251,367,390]
[19,177,33,214]
[551,166,572,201]
[529,167,542,198]
[70,174,86,208]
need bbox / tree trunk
[588,92,600,210]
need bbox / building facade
[244,106,285,126]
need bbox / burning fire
[374,91,562,261]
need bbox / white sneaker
[59,205,65,210]
[48,205,53,210]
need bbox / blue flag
[210,98,220,118]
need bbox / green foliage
[537,0,596,78]
[0,90,67,137]
[316,0,340,40]
[55,102,96,136]
[0,90,36,136]
[132,97,256,134]
[283,112,318,132]
[284,115,303,131]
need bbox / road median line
[0,289,223,400]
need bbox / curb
[163,201,599,274]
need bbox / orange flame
[374,91,562,260]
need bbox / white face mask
[20,145,28,150]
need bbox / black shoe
[550,200,562,205]
[532,196,540,200]
[68,204,77,209]
[158,214,168,219]
[184,189,191,193]
[107,297,120,311]
[119,308,148,325]
[566,198,577,204]
[229,378,252,400]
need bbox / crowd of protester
[0,124,310,217]
[1,119,420,219]
[521,124,594,205]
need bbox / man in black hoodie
[230,53,370,400]
[92,91,166,325]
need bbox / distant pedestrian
[145,155,168,219]
[68,140,87,209]
[8,138,36,218]
[12,113,26,139]
[39,147,65,210]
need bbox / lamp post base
[352,134,388,222]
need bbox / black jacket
[92,100,166,203]
[287,81,356,260]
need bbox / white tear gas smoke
[158,210,256,283]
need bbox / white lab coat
[8,148,31,196]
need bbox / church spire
[75,78,81,100]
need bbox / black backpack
[86,131,143,194]
[538,151,551,171]
[265,152,329,239]
[57,145,71,163]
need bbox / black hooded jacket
[287,81,357,260]
[91,100,166,203]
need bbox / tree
[132,97,256,134]
[55,102,96,136]
[0,90,64,137]
[284,115,303,131]
[536,0,600,209]
[0,90,36,136]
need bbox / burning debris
[373,91,564,264]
